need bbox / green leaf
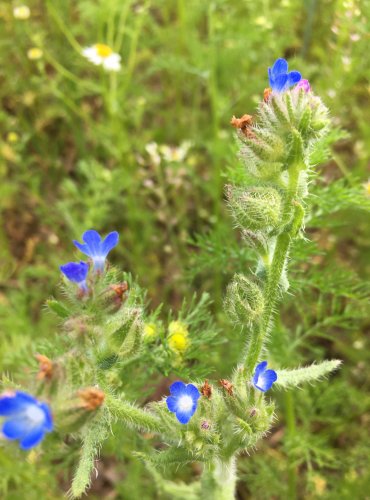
[46,299,70,318]
[106,394,163,433]
[275,360,342,389]
[70,414,109,498]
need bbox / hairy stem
[285,391,297,500]
[243,164,302,376]
[201,457,237,500]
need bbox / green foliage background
[0,0,369,498]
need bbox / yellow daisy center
[95,44,113,58]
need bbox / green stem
[201,458,237,500]
[243,164,302,376]
[285,391,297,500]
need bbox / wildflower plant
[0,59,343,499]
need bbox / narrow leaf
[275,360,342,389]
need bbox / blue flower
[73,230,119,272]
[0,391,53,450]
[252,361,277,392]
[268,58,301,92]
[60,261,89,292]
[166,381,200,424]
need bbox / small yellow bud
[168,321,189,353]
[144,323,157,340]
[168,320,188,337]
[13,5,30,20]
[6,132,19,143]
[27,47,43,60]
[168,333,189,353]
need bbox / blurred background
[0,0,369,498]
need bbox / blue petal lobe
[169,381,186,396]
[0,392,37,416]
[60,262,89,283]
[20,427,45,450]
[186,384,200,401]
[272,74,288,92]
[256,369,277,392]
[73,240,91,258]
[176,409,192,424]
[39,403,53,431]
[101,232,119,257]
[272,58,288,75]
[0,397,25,416]
[254,361,267,377]
[2,418,29,439]
[82,230,102,256]
[287,71,301,87]
[166,396,178,413]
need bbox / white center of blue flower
[25,405,45,426]
[177,395,193,412]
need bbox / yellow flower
[168,321,189,354]
[27,48,43,60]
[168,333,189,353]
[6,132,19,143]
[13,5,30,19]
[144,323,157,340]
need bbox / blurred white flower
[159,141,192,163]
[145,142,161,166]
[13,5,30,19]
[82,44,121,72]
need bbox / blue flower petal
[101,232,119,257]
[254,361,268,378]
[0,392,36,416]
[185,384,200,401]
[60,262,89,284]
[287,71,301,86]
[0,396,25,416]
[169,381,187,396]
[82,230,102,256]
[73,240,91,257]
[15,392,38,405]
[39,403,53,432]
[272,73,288,92]
[176,408,193,424]
[166,396,178,413]
[2,418,29,439]
[256,369,278,392]
[252,362,277,392]
[20,427,45,450]
[272,58,288,75]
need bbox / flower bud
[225,274,264,326]
[143,322,158,342]
[200,380,212,399]
[226,185,282,231]
[77,388,105,411]
[168,321,190,354]
[35,354,53,381]
[98,282,129,313]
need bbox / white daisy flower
[82,44,121,72]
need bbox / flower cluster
[166,361,277,425]
[60,229,119,292]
